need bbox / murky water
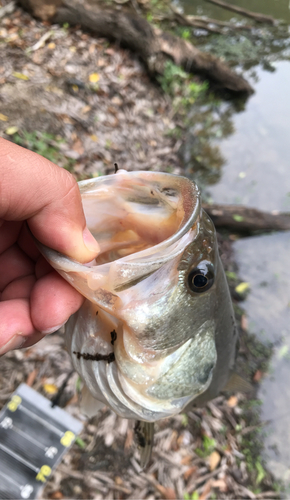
[182,0,290,24]
[178,0,290,487]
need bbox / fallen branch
[205,0,276,25]
[17,0,253,94]
[171,5,252,33]
[203,203,290,233]
[170,5,225,34]
[187,15,252,31]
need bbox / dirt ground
[0,3,280,499]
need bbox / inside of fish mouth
[83,184,188,265]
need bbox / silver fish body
[39,170,238,422]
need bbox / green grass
[12,130,75,171]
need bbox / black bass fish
[39,170,239,465]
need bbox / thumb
[0,138,99,263]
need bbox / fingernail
[0,335,27,356]
[41,323,66,335]
[83,227,100,254]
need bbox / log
[203,203,290,233]
[205,0,276,26]
[17,0,253,95]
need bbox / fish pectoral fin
[80,385,105,418]
[223,371,253,393]
[134,421,154,470]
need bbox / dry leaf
[253,370,263,382]
[97,58,106,67]
[13,72,29,80]
[48,42,55,49]
[155,484,176,500]
[72,139,84,155]
[90,134,98,142]
[43,383,58,395]
[0,113,8,121]
[183,466,197,480]
[89,43,96,54]
[235,282,250,294]
[50,491,64,499]
[208,450,221,471]
[199,479,212,500]
[241,314,248,331]
[181,455,193,465]
[212,479,228,492]
[89,72,100,83]
[227,395,238,408]
[26,369,38,387]
[111,96,122,106]
[5,126,18,135]
[81,105,91,114]
[124,428,133,449]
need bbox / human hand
[0,138,100,355]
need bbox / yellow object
[89,72,100,83]
[60,430,75,447]
[36,465,52,483]
[208,450,221,471]
[43,383,58,395]
[13,72,29,80]
[7,395,22,412]
[5,126,18,135]
[0,113,8,121]
[235,282,250,294]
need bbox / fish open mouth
[38,171,220,421]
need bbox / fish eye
[188,261,215,293]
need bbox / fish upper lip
[38,172,201,271]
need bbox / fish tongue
[134,421,154,470]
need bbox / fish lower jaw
[81,359,201,422]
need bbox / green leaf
[235,282,250,294]
[75,437,86,449]
[76,376,82,393]
[256,461,266,485]
[232,214,244,222]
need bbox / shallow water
[178,0,290,487]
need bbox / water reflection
[179,100,236,187]
[207,61,290,211]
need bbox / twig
[170,5,224,34]
[256,492,281,499]
[205,0,276,25]
[203,203,290,233]
[240,420,270,436]
[187,466,223,494]
[171,5,252,33]
[187,15,252,31]
[0,1,16,19]
[30,30,53,51]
